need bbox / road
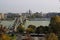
[16,34,46,40]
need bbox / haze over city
[0,0,60,13]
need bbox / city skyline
[0,0,60,13]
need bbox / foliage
[50,16,60,40]
[0,34,11,40]
[17,24,25,33]
[25,25,36,33]
[44,26,49,34]
[50,16,60,33]
[0,33,16,40]
[0,25,7,33]
[28,25,36,29]
[47,33,58,40]
[35,26,44,34]
[26,28,35,33]
[10,34,16,40]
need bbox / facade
[0,13,2,20]
[22,10,32,18]
[5,13,20,20]
[33,12,42,18]
[4,14,7,20]
[22,13,31,17]
[0,13,20,20]
[0,13,5,20]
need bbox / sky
[0,0,60,13]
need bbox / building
[0,13,20,20]
[22,13,31,17]
[0,13,2,20]
[0,13,5,20]
[22,10,32,18]
[45,12,58,18]
[4,13,8,20]
[5,13,20,20]
[33,12,42,18]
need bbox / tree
[17,24,25,34]
[26,25,36,33]
[26,28,35,33]
[35,26,44,34]
[0,25,7,33]
[28,25,36,29]
[50,16,60,40]
[44,26,49,34]
[0,34,11,40]
[47,33,58,40]
[50,16,60,32]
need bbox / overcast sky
[0,0,60,13]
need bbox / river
[24,20,50,29]
[0,18,50,29]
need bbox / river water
[0,18,50,29]
[0,20,15,28]
[25,20,50,29]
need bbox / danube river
[0,20,50,28]
[25,20,50,29]
[0,18,50,29]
